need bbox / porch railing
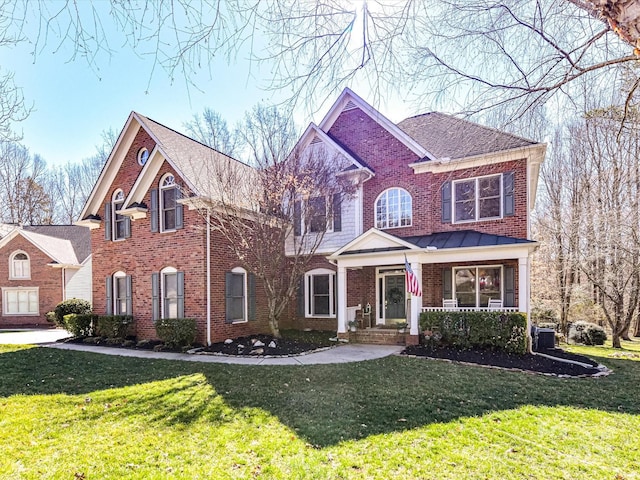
[421,307,520,313]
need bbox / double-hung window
[454,175,502,222]
[304,269,336,317]
[112,190,127,240]
[160,174,177,231]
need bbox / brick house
[76,113,270,345]
[284,88,545,345]
[0,225,92,326]
[78,88,545,346]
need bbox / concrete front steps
[349,327,408,345]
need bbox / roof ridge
[135,112,250,167]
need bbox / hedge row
[63,314,133,339]
[419,311,528,354]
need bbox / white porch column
[518,256,529,314]
[337,265,347,334]
[410,261,422,336]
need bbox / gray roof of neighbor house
[24,225,92,263]
[397,112,538,161]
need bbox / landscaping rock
[268,340,277,348]
[224,339,233,344]
[250,348,264,355]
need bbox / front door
[384,275,406,320]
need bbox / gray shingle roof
[136,114,258,205]
[397,112,537,161]
[24,225,91,263]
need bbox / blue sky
[0,3,421,167]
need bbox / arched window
[112,189,126,240]
[304,268,336,317]
[10,251,30,279]
[160,174,177,231]
[375,188,412,229]
[161,266,178,319]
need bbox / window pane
[162,187,177,230]
[455,268,476,307]
[479,176,500,197]
[164,274,177,298]
[479,197,500,218]
[116,277,127,315]
[15,253,27,260]
[455,181,476,222]
[4,289,38,314]
[231,273,244,297]
[308,197,327,233]
[478,268,501,307]
[313,294,330,315]
[313,275,329,294]
[230,298,244,320]
[165,299,178,318]
[309,274,332,316]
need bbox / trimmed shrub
[95,315,134,339]
[155,318,197,347]
[63,313,96,337]
[45,311,57,324]
[570,321,607,345]
[420,311,528,354]
[53,299,92,327]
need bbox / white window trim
[112,189,126,241]
[159,173,177,233]
[452,173,503,224]
[9,250,30,280]
[229,266,248,324]
[113,270,128,315]
[452,265,503,308]
[374,188,413,230]
[2,287,39,316]
[160,266,178,319]
[137,147,149,166]
[303,195,334,234]
[304,268,336,318]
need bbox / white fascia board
[0,228,19,249]
[78,113,140,220]
[318,88,436,161]
[328,228,420,259]
[333,242,538,269]
[123,146,163,208]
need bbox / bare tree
[570,108,640,347]
[190,105,356,337]
[0,142,51,224]
[184,108,239,157]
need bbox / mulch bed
[202,334,329,356]
[401,345,604,376]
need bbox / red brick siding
[0,236,62,326]
[328,108,529,239]
[92,146,271,343]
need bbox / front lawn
[0,344,638,479]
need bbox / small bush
[420,311,528,354]
[45,311,57,324]
[53,299,92,327]
[95,315,134,339]
[63,313,96,337]
[570,321,607,345]
[155,318,197,347]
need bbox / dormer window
[10,251,30,279]
[160,174,178,232]
[375,188,412,229]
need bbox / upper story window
[293,194,342,236]
[137,147,149,166]
[160,174,177,232]
[453,174,501,223]
[112,190,127,240]
[375,188,412,229]
[10,251,30,279]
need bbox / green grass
[566,338,640,362]
[0,343,639,479]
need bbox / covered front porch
[328,229,537,344]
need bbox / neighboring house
[0,225,92,326]
[285,88,545,345]
[76,113,268,345]
[78,88,545,345]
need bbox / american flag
[405,255,422,296]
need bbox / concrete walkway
[1,328,403,365]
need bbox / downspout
[206,211,211,346]
[61,268,66,300]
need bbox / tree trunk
[612,331,622,348]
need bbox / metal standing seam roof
[339,230,533,255]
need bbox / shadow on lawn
[1,346,639,447]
